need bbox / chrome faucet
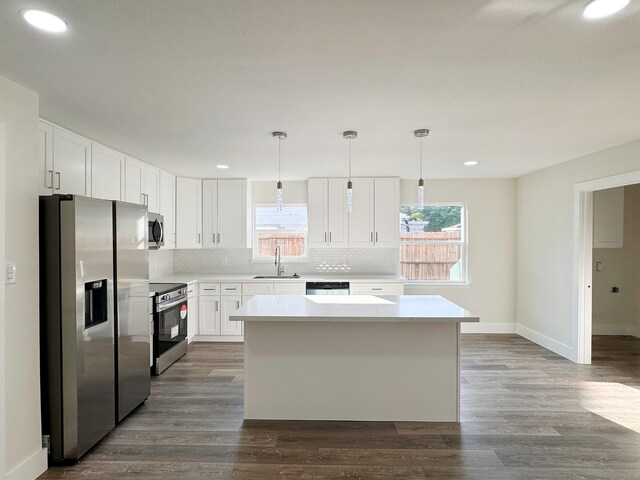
[275,245,285,277]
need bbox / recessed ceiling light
[20,9,68,33]
[583,0,630,19]
[463,161,478,166]
[216,164,229,169]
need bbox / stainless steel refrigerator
[113,200,151,422]
[39,195,150,463]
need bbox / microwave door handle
[158,219,164,244]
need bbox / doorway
[574,169,640,364]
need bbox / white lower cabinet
[187,283,198,340]
[349,283,404,295]
[221,296,243,336]
[198,295,221,335]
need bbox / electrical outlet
[221,257,228,266]
[5,262,16,284]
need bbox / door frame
[574,169,640,364]
[0,123,6,474]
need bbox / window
[399,204,467,282]
[253,205,308,259]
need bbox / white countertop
[230,294,479,323]
[150,274,406,285]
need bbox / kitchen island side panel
[244,321,459,421]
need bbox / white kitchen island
[230,294,479,422]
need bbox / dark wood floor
[40,334,640,479]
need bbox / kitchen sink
[253,275,301,279]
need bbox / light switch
[596,261,603,272]
[5,262,16,284]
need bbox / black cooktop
[149,282,188,296]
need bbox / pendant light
[272,131,287,210]
[343,130,357,213]
[414,129,430,209]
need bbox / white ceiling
[1,0,639,180]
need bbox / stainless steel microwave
[148,213,164,249]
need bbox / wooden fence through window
[258,233,305,257]
[400,231,462,280]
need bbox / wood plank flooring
[39,334,640,479]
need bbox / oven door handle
[157,296,187,312]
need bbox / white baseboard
[630,324,640,338]
[460,322,516,334]
[516,324,575,361]
[592,323,635,336]
[193,335,244,343]
[4,447,47,480]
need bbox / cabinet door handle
[375,232,378,242]
[197,233,201,244]
[236,301,240,309]
[217,233,221,243]
[55,172,61,190]
[324,232,327,242]
[372,288,383,291]
[370,232,373,242]
[215,301,219,312]
[47,170,54,188]
[213,234,216,243]
[329,232,332,242]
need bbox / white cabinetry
[308,178,348,247]
[197,282,243,338]
[202,179,248,248]
[39,122,91,196]
[159,170,176,249]
[198,295,221,335]
[187,283,198,341]
[273,282,306,295]
[125,157,160,213]
[373,178,400,247]
[348,177,375,247]
[91,142,124,200]
[38,121,54,195]
[594,187,624,249]
[176,177,202,248]
[350,283,404,295]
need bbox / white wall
[517,139,640,360]
[592,185,640,336]
[401,179,517,330]
[0,75,47,478]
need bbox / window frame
[400,202,469,285]
[252,203,309,263]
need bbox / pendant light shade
[272,131,287,210]
[343,130,357,213]
[414,129,430,209]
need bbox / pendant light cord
[348,139,352,180]
[420,135,423,179]
[278,136,281,182]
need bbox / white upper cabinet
[202,179,248,249]
[308,178,329,247]
[594,187,624,248]
[176,177,202,249]
[348,177,375,247]
[125,156,144,205]
[143,164,160,213]
[308,178,348,247]
[38,121,54,195]
[91,142,124,201]
[125,157,160,213]
[159,170,176,249]
[373,177,400,247]
[52,126,91,196]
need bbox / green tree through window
[400,205,461,232]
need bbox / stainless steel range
[150,283,188,374]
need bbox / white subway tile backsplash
[172,248,399,275]
[149,249,174,280]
